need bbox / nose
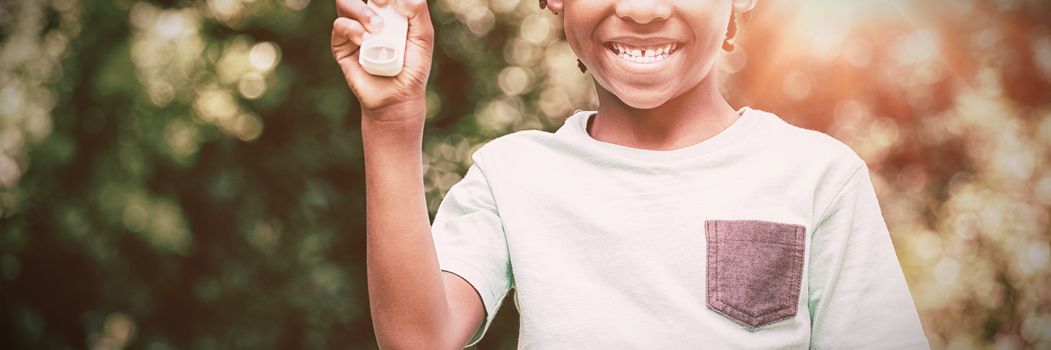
[614,0,671,24]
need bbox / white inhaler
[358,2,408,77]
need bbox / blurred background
[1,0,1049,348]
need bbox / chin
[604,81,676,110]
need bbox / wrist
[361,98,426,123]
[360,104,426,149]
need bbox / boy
[331,0,931,348]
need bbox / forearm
[361,109,454,348]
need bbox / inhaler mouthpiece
[359,3,408,77]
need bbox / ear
[732,0,757,13]
[545,0,564,14]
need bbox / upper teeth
[611,43,677,63]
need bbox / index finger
[335,0,382,32]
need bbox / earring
[722,10,738,52]
[577,59,587,73]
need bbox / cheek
[681,1,733,38]
[562,21,597,61]
[683,10,731,70]
[561,2,609,59]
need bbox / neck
[588,68,739,151]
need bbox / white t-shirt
[430,107,930,349]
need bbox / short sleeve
[808,163,931,349]
[431,156,513,347]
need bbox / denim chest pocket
[705,219,806,329]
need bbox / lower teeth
[619,53,669,63]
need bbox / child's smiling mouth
[601,38,683,72]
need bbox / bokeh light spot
[284,0,311,11]
[238,72,267,99]
[249,41,280,72]
[782,70,813,100]
[498,66,531,96]
[520,14,551,45]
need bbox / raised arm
[331,0,484,347]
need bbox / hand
[331,0,433,123]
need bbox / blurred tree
[0,0,1048,349]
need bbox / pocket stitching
[705,219,806,329]
[711,221,798,319]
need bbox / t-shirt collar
[555,106,761,163]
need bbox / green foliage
[1,0,1050,349]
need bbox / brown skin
[547,0,755,151]
[332,0,754,348]
[331,0,483,348]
